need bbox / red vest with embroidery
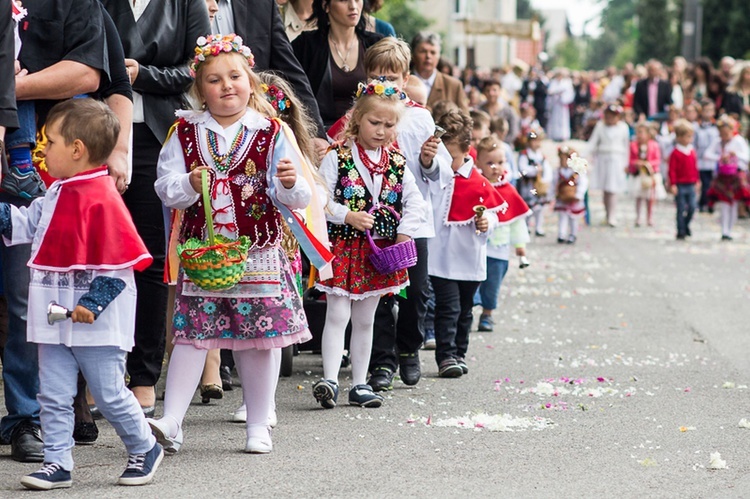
[174,117,283,250]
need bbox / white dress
[546,78,575,141]
[588,121,630,193]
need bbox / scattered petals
[708,452,727,469]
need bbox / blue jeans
[477,257,509,311]
[0,238,39,441]
[675,183,697,236]
[4,101,36,149]
[38,344,155,471]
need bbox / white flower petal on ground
[708,452,727,469]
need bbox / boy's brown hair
[469,109,491,131]
[476,136,502,155]
[46,98,120,165]
[437,109,473,153]
[364,37,411,76]
[673,119,694,137]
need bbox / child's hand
[395,234,411,244]
[670,185,677,195]
[345,211,375,231]
[475,215,489,233]
[420,136,440,167]
[14,60,20,74]
[276,158,297,189]
[71,305,95,324]
[189,166,211,193]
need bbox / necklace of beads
[356,143,389,175]
[206,127,250,172]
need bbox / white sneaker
[146,418,183,454]
[244,426,272,454]
[231,404,247,423]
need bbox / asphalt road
[2,160,750,498]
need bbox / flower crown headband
[261,83,292,113]
[190,34,255,77]
[355,77,407,100]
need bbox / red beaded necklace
[356,143,389,175]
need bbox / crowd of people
[0,0,749,492]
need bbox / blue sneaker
[118,442,164,486]
[423,329,436,350]
[21,463,72,490]
[313,379,339,409]
[348,384,384,408]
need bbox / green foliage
[551,38,585,70]
[722,0,750,60]
[636,0,678,63]
[377,0,431,43]
[584,0,638,69]
[517,0,541,19]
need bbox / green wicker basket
[178,169,250,291]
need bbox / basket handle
[364,204,400,255]
[200,169,215,246]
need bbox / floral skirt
[316,234,408,300]
[707,172,750,206]
[172,251,311,350]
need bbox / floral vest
[175,117,282,250]
[329,145,407,240]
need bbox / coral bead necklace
[356,143,389,175]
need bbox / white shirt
[212,0,235,36]
[318,142,426,238]
[427,158,497,281]
[416,70,438,97]
[155,109,311,225]
[396,105,453,238]
[518,148,553,185]
[704,135,750,171]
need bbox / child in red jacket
[668,120,699,240]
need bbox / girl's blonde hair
[258,71,320,165]
[340,91,404,144]
[188,52,275,117]
[634,121,656,138]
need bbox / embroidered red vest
[329,145,407,240]
[175,117,283,250]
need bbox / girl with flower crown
[312,78,426,409]
[150,34,315,455]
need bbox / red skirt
[317,234,408,300]
[707,172,750,206]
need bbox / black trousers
[699,170,713,210]
[124,123,168,388]
[370,238,429,372]
[430,276,479,365]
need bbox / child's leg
[569,215,579,237]
[718,202,731,236]
[160,344,208,435]
[430,276,460,365]
[646,197,654,226]
[455,281,481,360]
[76,346,154,455]
[234,348,275,444]
[320,294,352,383]
[480,257,505,315]
[270,347,281,418]
[635,197,642,225]
[200,349,222,387]
[533,205,545,234]
[729,201,739,234]
[165,285,176,359]
[557,212,569,239]
[349,296,381,386]
[4,101,36,173]
[36,344,80,471]
[684,187,696,230]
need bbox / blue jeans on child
[477,257,509,311]
[37,344,155,471]
[4,101,36,149]
[675,183,697,237]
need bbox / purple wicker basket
[365,205,418,274]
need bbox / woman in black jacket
[292,0,382,129]
[101,0,211,412]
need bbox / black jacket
[232,0,325,137]
[633,78,673,118]
[101,0,211,143]
[292,29,382,128]
[0,0,18,129]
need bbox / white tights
[530,205,546,234]
[321,294,380,386]
[557,213,579,239]
[162,344,275,442]
[603,191,617,225]
[718,201,738,237]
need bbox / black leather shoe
[11,421,44,463]
[367,366,394,392]
[220,365,234,391]
[73,421,99,445]
[399,352,421,386]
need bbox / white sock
[719,202,731,236]
[234,349,275,442]
[321,294,352,383]
[730,202,738,233]
[558,214,568,238]
[271,348,281,414]
[534,206,545,233]
[570,216,579,237]
[348,296,380,387]
[162,343,208,434]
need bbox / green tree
[636,0,678,63]
[377,0,431,43]
[551,38,584,70]
[517,0,541,19]
[722,0,750,60]
[585,0,638,68]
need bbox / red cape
[493,181,532,225]
[30,167,152,272]
[446,167,508,224]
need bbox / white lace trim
[175,108,268,130]
[314,282,409,301]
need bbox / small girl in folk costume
[314,79,426,409]
[705,116,750,240]
[588,104,630,227]
[474,137,531,333]
[628,122,662,227]
[152,34,317,455]
[517,130,553,236]
[554,146,589,244]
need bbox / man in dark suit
[633,59,673,121]
[410,32,468,112]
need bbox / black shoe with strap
[367,366,394,392]
[399,352,421,386]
